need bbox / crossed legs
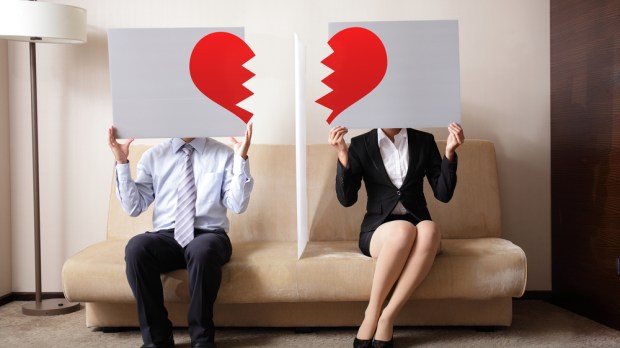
[356,220,441,341]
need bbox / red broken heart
[189,32,255,124]
[316,27,388,124]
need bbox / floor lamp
[0,0,86,315]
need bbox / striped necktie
[174,144,196,247]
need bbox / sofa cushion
[62,238,134,303]
[64,238,526,304]
[296,238,526,301]
[218,241,299,303]
[63,238,299,304]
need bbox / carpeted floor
[0,300,619,347]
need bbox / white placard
[108,27,251,139]
[320,20,461,128]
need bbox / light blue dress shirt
[115,138,253,233]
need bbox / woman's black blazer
[336,128,458,234]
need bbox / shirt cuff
[234,155,252,179]
[115,162,132,181]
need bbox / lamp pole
[29,40,42,305]
[21,30,81,317]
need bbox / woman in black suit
[329,124,464,348]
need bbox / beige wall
[8,0,550,292]
[1,40,11,297]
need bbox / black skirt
[358,213,422,257]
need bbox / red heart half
[189,32,255,123]
[316,27,388,125]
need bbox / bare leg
[374,220,441,341]
[356,220,417,340]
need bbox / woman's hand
[329,126,349,167]
[445,122,464,162]
[108,126,134,164]
[230,122,253,160]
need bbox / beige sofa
[62,140,526,328]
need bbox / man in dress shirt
[107,123,254,348]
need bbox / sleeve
[335,140,363,207]
[221,153,254,214]
[115,156,156,217]
[424,135,458,203]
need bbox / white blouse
[377,128,409,215]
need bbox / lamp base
[22,298,81,316]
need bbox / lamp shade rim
[0,1,87,44]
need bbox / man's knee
[188,246,212,263]
[125,234,151,263]
[186,236,230,266]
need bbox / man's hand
[329,126,349,167]
[108,127,134,164]
[230,122,253,160]
[445,122,464,162]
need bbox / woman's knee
[383,221,418,250]
[416,221,442,252]
[370,221,417,257]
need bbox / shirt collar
[172,138,207,155]
[377,128,408,146]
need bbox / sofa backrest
[428,140,502,238]
[307,140,502,240]
[107,139,501,242]
[107,144,297,242]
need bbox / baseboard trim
[518,290,552,301]
[0,293,13,307]
[0,292,66,306]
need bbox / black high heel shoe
[353,337,373,348]
[372,337,394,348]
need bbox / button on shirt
[115,138,253,233]
[378,128,409,215]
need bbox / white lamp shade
[0,1,86,43]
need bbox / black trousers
[125,228,232,345]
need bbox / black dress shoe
[354,337,373,348]
[372,337,394,348]
[140,344,173,348]
[192,341,217,348]
[141,337,174,348]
